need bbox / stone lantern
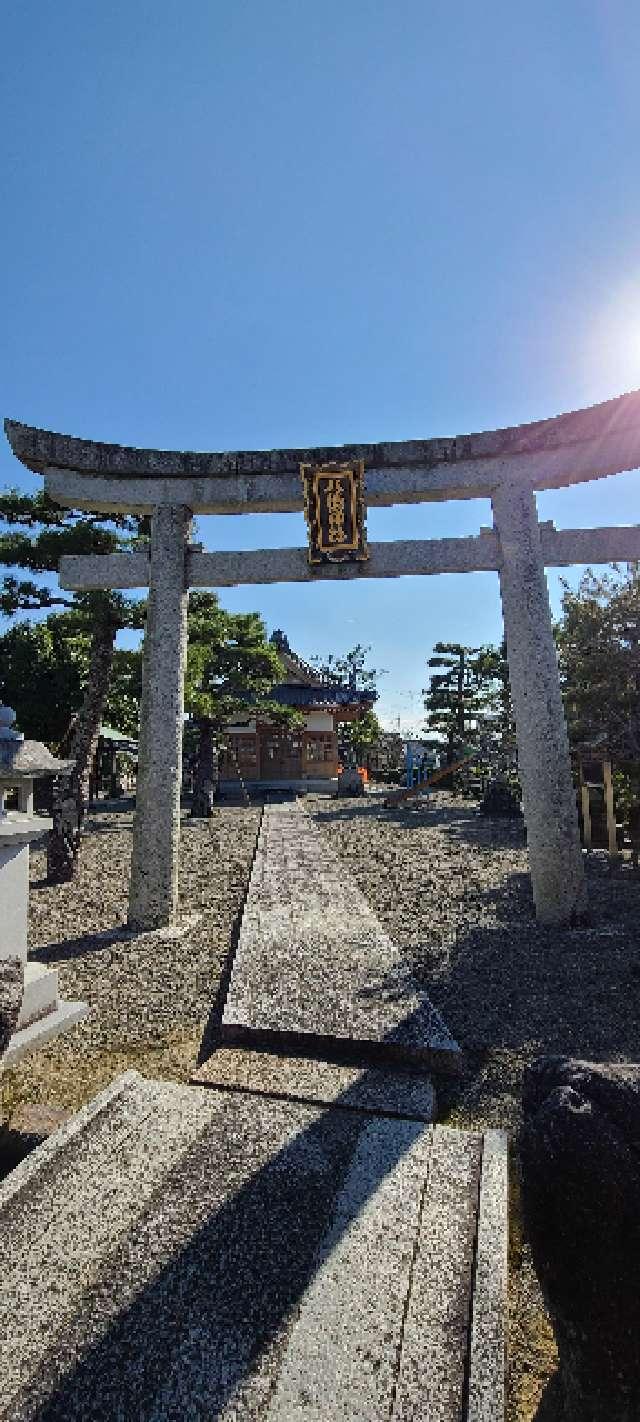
[0,707,88,1068]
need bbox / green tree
[103,648,143,741]
[310,643,382,694]
[338,708,382,766]
[0,488,146,878]
[557,564,640,762]
[423,642,484,758]
[471,640,516,766]
[184,593,298,816]
[0,615,143,748]
[423,640,516,793]
[309,643,383,768]
[0,616,87,746]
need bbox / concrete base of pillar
[3,997,89,1068]
[17,961,59,1029]
[0,814,89,1068]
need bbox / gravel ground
[4,789,638,1421]
[1,804,262,1122]
[307,791,640,1121]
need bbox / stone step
[223,802,461,1074]
[3,996,89,1069]
[191,1046,436,1121]
[0,1073,507,1421]
[0,1069,148,1244]
[0,1077,227,1412]
[266,1113,432,1421]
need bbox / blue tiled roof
[270,684,377,708]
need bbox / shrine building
[218,631,376,791]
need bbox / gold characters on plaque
[326,477,347,545]
[300,461,368,565]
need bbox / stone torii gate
[6,390,640,930]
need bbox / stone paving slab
[3,997,89,1068]
[467,1131,509,1422]
[266,1114,431,1421]
[0,1074,507,1421]
[192,1046,436,1121]
[0,1069,144,1232]
[1,1075,365,1421]
[0,1080,228,1407]
[392,1125,483,1420]
[222,803,460,1072]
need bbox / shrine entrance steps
[0,800,507,1417]
[0,1069,507,1420]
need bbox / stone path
[0,799,508,1417]
[0,1071,507,1420]
[222,802,460,1072]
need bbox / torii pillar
[128,504,191,929]
[491,483,587,923]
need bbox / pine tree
[471,641,516,768]
[0,489,146,879]
[310,643,382,694]
[423,642,482,758]
[338,708,382,768]
[0,616,88,747]
[423,641,515,789]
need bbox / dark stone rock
[520,1056,640,1421]
[0,957,23,1060]
[479,776,522,817]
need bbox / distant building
[218,631,376,790]
[90,725,137,800]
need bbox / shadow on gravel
[196,903,245,1067]
[409,869,640,1065]
[313,795,528,845]
[197,808,264,1068]
[429,808,526,851]
[31,925,132,963]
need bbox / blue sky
[2,1,640,731]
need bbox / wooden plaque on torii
[300,461,368,565]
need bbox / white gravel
[25,805,262,1053]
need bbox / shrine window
[305,733,335,763]
[224,734,258,767]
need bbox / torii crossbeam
[6,389,640,930]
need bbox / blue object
[406,744,414,788]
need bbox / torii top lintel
[5,388,640,514]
